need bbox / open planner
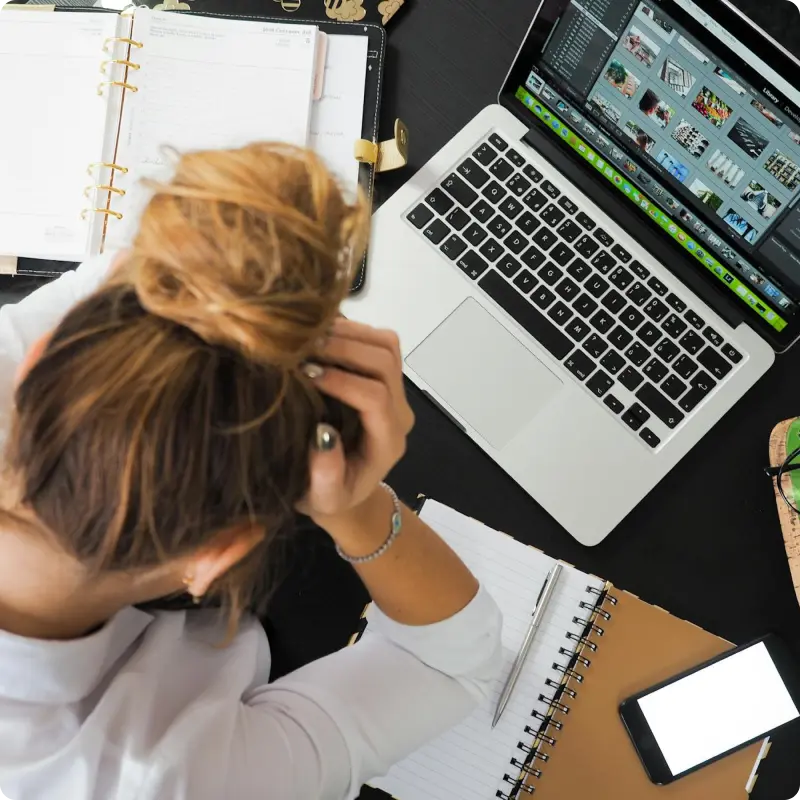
[0,6,382,284]
[359,500,770,799]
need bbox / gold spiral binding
[103,37,143,53]
[87,162,129,176]
[81,208,124,221]
[97,81,139,96]
[100,59,141,74]
[84,185,126,199]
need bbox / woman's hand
[297,318,414,527]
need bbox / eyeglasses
[765,444,800,514]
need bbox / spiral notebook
[359,500,770,799]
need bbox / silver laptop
[344,0,800,545]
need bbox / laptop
[344,0,800,545]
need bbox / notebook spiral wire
[496,583,618,799]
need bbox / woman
[0,144,502,799]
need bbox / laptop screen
[505,0,800,341]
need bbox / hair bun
[120,143,368,367]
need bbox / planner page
[0,11,121,260]
[365,500,606,800]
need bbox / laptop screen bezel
[498,0,800,351]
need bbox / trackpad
[406,298,563,450]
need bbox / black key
[585,275,609,298]
[557,219,582,243]
[591,309,615,334]
[643,358,668,383]
[620,307,644,331]
[611,244,631,263]
[550,243,575,267]
[678,376,714,413]
[505,230,527,255]
[507,174,532,197]
[441,174,478,207]
[637,322,661,346]
[490,158,514,181]
[488,215,513,239]
[639,428,660,448]
[568,259,591,282]
[663,314,688,339]
[540,263,563,286]
[697,347,732,380]
[575,235,600,258]
[541,179,560,198]
[456,250,489,280]
[591,251,617,274]
[722,343,742,364]
[472,200,494,223]
[440,234,467,260]
[574,293,599,318]
[464,223,487,246]
[499,197,523,219]
[629,260,649,279]
[643,298,668,322]
[517,212,540,236]
[604,394,624,414]
[625,342,649,366]
[584,334,608,358]
[654,338,679,363]
[555,277,580,301]
[457,158,490,188]
[608,325,633,350]
[620,366,644,391]
[507,148,525,167]
[479,238,504,262]
[533,228,557,251]
[594,228,613,247]
[626,281,651,307]
[692,371,716,395]
[473,142,497,166]
[679,330,704,355]
[636,384,684,429]
[576,211,596,230]
[532,285,556,309]
[601,350,625,374]
[489,133,508,151]
[601,290,626,314]
[622,404,649,431]
[565,317,590,341]
[445,207,471,231]
[647,276,668,296]
[513,269,538,294]
[673,354,698,380]
[542,204,566,227]
[497,255,522,279]
[703,326,724,347]
[564,350,596,381]
[482,180,507,204]
[609,267,633,291]
[665,293,686,313]
[558,196,578,214]
[548,301,573,326]
[479,270,572,359]
[523,164,543,182]
[522,245,546,270]
[426,188,454,213]
[423,219,450,244]
[408,203,434,229]
[685,310,704,330]
[523,189,547,212]
[662,375,687,400]
[587,370,614,397]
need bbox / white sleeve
[229,585,503,800]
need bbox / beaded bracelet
[335,482,403,564]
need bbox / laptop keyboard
[405,132,746,449]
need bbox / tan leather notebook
[362,500,770,800]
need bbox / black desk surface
[9,0,800,797]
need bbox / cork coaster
[768,418,800,604]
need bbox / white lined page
[366,500,605,800]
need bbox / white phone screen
[637,642,799,775]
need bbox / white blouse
[0,255,504,800]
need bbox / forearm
[314,489,479,626]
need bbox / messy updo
[4,143,368,630]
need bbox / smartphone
[619,635,800,784]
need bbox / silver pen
[492,562,564,729]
